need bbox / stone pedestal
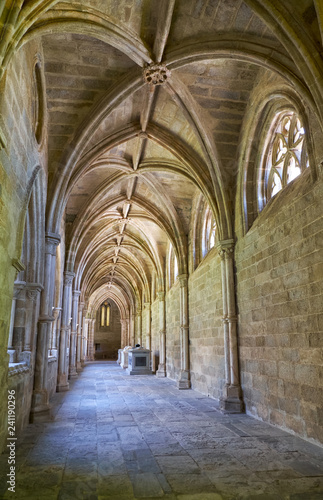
[117,348,123,364]
[121,346,131,369]
[126,347,152,375]
[220,385,244,413]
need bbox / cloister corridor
[1,361,323,500]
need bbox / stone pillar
[144,302,151,350]
[130,313,135,346]
[87,319,95,361]
[7,281,26,363]
[177,274,191,389]
[83,317,90,362]
[125,318,130,345]
[136,308,142,345]
[69,290,80,378]
[77,302,84,371]
[30,232,60,422]
[57,271,74,392]
[23,283,43,365]
[217,240,243,412]
[50,307,61,356]
[120,319,127,348]
[156,291,166,377]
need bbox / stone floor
[1,362,323,500]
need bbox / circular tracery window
[265,112,308,201]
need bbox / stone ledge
[8,362,29,377]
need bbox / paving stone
[2,362,323,499]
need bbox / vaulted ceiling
[4,0,322,315]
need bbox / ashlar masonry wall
[235,169,323,445]
[188,247,225,399]
[0,40,47,452]
[165,282,181,380]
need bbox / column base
[68,367,78,379]
[177,370,191,389]
[76,361,82,372]
[57,373,69,392]
[30,390,51,423]
[156,363,166,378]
[81,359,85,367]
[220,385,244,413]
[56,383,69,392]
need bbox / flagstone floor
[1,361,323,500]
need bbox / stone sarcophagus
[126,347,152,375]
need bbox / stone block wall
[7,369,34,435]
[236,170,323,444]
[165,282,181,380]
[188,247,225,399]
[0,40,46,452]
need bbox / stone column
[83,317,90,362]
[7,281,26,363]
[177,274,191,389]
[144,302,151,350]
[50,307,61,356]
[30,232,60,422]
[120,319,126,348]
[217,240,243,412]
[69,290,80,378]
[57,271,74,391]
[87,319,95,361]
[77,302,84,371]
[130,314,135,346]
[125,318,130,345]
[156,291,166,377]
[24,283,43,365]
[136,308,142,345]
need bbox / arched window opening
[174,255,178,281]
[262,111,308,206]
[100,301,110,328]
[202,206,217,258]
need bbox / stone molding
[8,362,29,377]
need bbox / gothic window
[167,244,179,288]
[32,60,45,145]
[100,302,110,328]
[262,111,308,204]
[202,206,217,258]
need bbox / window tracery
[263,111,308,203]
[202,206,217,258]
[100,302,110,328]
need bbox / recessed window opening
[100,301,110,327]
[263,111,308,204]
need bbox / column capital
[64,271,75,286]
[13,281,26,299]
[177,274,188,287]
[25,282,43,301]
[217,239,235,259]
[45,232,61,255]
[157,291,165,301]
